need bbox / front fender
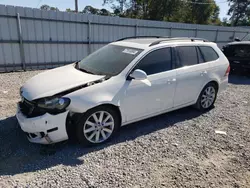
[65,79,125,113]
[67,92,119,113]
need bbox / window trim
[126,47,173,79]
[196,46,206,64]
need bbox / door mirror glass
[129,69,147,80]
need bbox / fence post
[88,20,91,55]
[16,13,26,71]
[215,29,219,42]
[169,27,172,37]
[195,28,198,37]
[232,30,236,41]
[135,22,138,37]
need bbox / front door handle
[200,71,207,76]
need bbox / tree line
[40,0,250,26]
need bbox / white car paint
[21,64,105,101]
[16,38,229,144]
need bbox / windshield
[78,45,143,76]
[242,33,250,41]
[78,45,142,76]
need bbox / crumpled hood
[21,64,105,101]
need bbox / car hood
[21,64,105,101]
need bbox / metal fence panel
[0,5,249,72]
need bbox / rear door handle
[200,71,207,76]
[167,78,176,84]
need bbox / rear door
[173,46,211,107]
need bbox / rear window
[224,45,250,58]
[176,46,198,67]
[199,46,219,62]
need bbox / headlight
[37,97,70,110]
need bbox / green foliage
[227,0,250,26]
[66,8,75,12]
[40,4,59,11]
[103,0,222,25]
[81,6,111,16]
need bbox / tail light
[225,65,230,77]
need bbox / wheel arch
[66,103,122,140]
[195,80,219,103]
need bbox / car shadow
[229,72,250,85]
[0,107,203,176]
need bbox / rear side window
[134,48,172,75]
[176,46,198,67]
[199,46,219,62]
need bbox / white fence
[0,4,249,72]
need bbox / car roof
[112,37,215,49]
[227,41,250,46]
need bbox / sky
[0,0,230,19]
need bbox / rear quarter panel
[202,44,229,93]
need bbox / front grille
[19,98,46,118]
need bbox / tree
[103,0,127,13]
[210,4,222,25]
[103,0,221,25]
[222,17,231,26]
[81,6,111,16]
[66,8,75,12]
[82,5,100,14]
[99,8,111,16]
[227,0,250,26]
[40,4,59,11]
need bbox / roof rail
[116,36,169,42]
[149,37,209,47]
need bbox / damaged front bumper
[16,105,69,144]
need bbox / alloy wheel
[83,111,115,143]
[201,86,216,109]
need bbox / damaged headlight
[37,97,70,110]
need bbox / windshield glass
[78,45,143,76]
[242,33,250,41]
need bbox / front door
[120,47,177,122]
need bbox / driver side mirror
[129,69,147,80]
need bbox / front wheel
[76,106,120,146]
[195,83,218,111]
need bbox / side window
[176,46,198,67]
[199,46,219,62]
[134,48,172,75]
[232,45,250,58]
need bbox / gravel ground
[0,70,249,188]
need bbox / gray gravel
[0,71,250,188]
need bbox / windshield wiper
[79,67,94,75]
[75,62,94,75]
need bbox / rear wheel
[195,83,218,111]
[76,106,120,146]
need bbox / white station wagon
[16,37,230,145]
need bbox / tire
[194,82,218,112]
[75,106,120,146]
